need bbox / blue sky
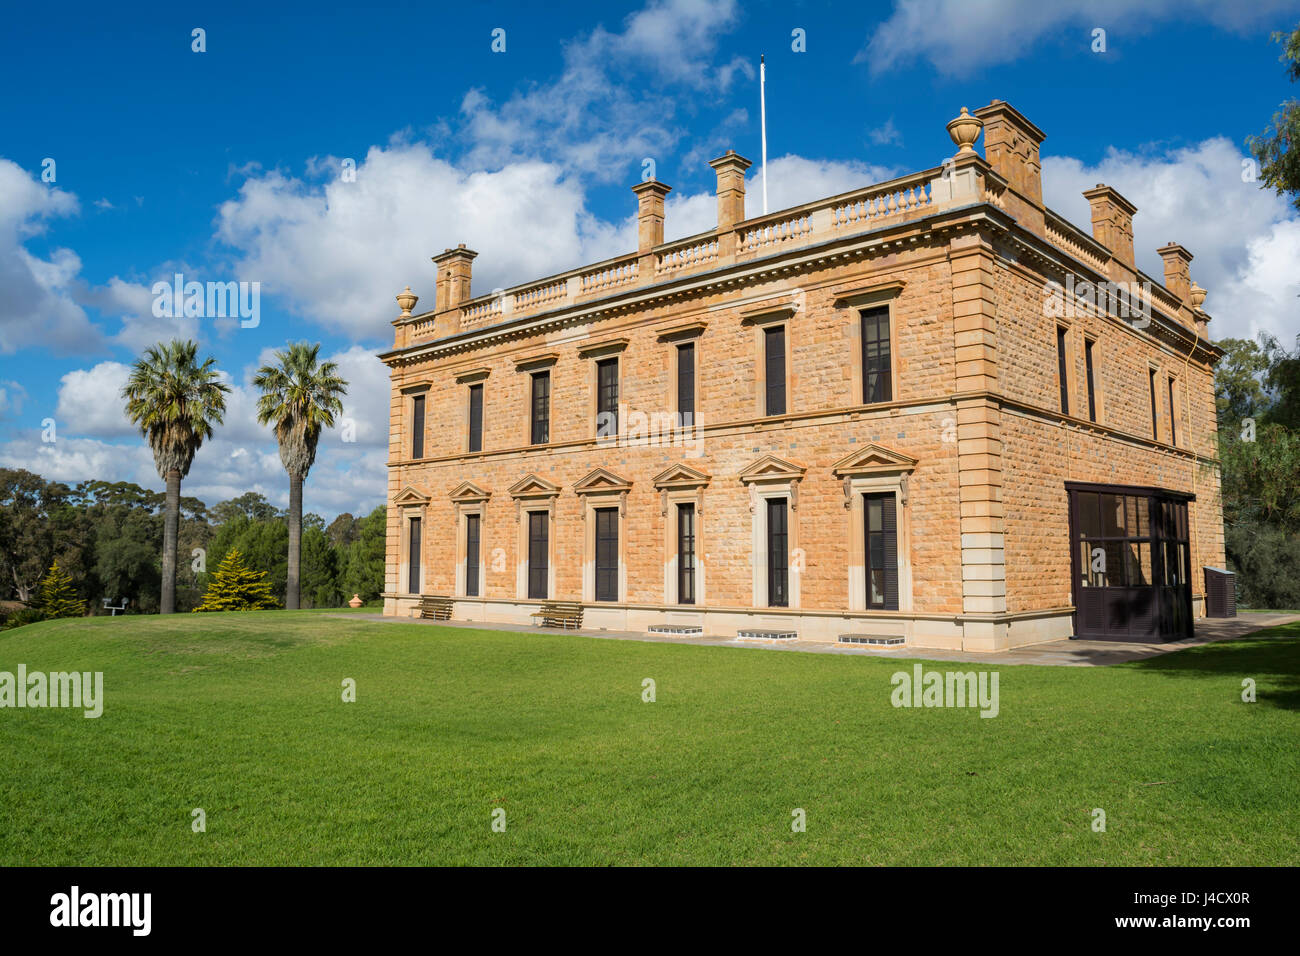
[2,0,1299,520]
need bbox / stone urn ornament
[1189,282,1207,310]
[348,594,363,608]
[947,107,983,154]
[396,286,418,316]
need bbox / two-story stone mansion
[379,100,1225,651]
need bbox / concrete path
[329,611,1299,668]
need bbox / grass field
[1,612,1297,866]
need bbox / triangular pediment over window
[507,473,561,499]
[652,462,711,490]
[738,455,807,484]
[573,467,633,495]
[449,480,491,504]
[831,443,918,477]
[392,485,431,505]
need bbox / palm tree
[123,340,230,614]
[253,343,347,610]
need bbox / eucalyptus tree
[122,340,230,613]
[253,343,347,609]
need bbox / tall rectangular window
[530,371,550,445]
[410,394,425,459]
[677,342,695,427]
[594,507,619,602]
[527,511,548,600]
[1149,369,1159,440]
[861,307,892,404]
[1168,377,1178,446]
[407,517,421,594]
[467,383,484,452]
[864,492,899,610]
[1056,327,1070,415]
[465,514,481,597]
[766,497,788,607]
[1084,338,1097,422]
[764,326,786,416]
[596,358,619,437]
[677,502,696,605]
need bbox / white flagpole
[760,54,768,214]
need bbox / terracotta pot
[348,594,363,608]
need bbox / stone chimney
[972,100,1045,205]
[709,151,751,230]
[432,244,477,313]
[1082,185,1137,269]
[1156,242,1193,301]
[632,180,672,255]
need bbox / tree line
[0,474,385,616]
[1,337,382,618]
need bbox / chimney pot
[632,179,672,254]
[972,100,1046,204]
[1083,184,1138,269]
[708,151,753,232]
[1156,242,1194,301]
[432,245,478,312]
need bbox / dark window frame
[464,513,481,597]
[594,506,619,602]
[766,496,789,607]
[1167,376,1178,446]
[676,342,695,427]
[864,492,899,611]
[467,383,484,453]
[1083,337,1097,422]
[677,502,696,605]
[527,510,549,600]
[530,370,550,446]
[860,306,893,404]
[1056,326,1070,415]
[407,516,422,594]
[1148,368,1159,440]
[410,394,426,460]
[596,357,619,437]
[764,325,786,417]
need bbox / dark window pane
[597,358,619,436]
[465,514,481,597]
[1168,378,1177,445]
[861,307,892,404]
[677,503,695,605]
[677,343,695,426]
[764,326,786,416]
[1084,339,1097,422]
[411,395,425,459]
[408,517,421,594]
[595,507,619,602]
[468,384,483,452]
[1100,494,1126,537]
[528,511,548,600]
[1077,492,1100,540]
[864,492,899,610]
[1056,327,1070,414]
[767,497,788,606]
[531,371,550,445]
[1149,369,1159,440]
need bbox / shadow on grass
[1121,622,1300,711]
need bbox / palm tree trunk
[287,472,302,609]
[161,468,181,614]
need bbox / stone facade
[379,99,1225,651]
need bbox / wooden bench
[419,594,453,621]
[530,601,584,630]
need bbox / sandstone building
[379,100,1225,651]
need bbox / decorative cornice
[573,467,633,495]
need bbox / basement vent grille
[838,634,905,646]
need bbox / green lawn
[1,612,1297,866]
